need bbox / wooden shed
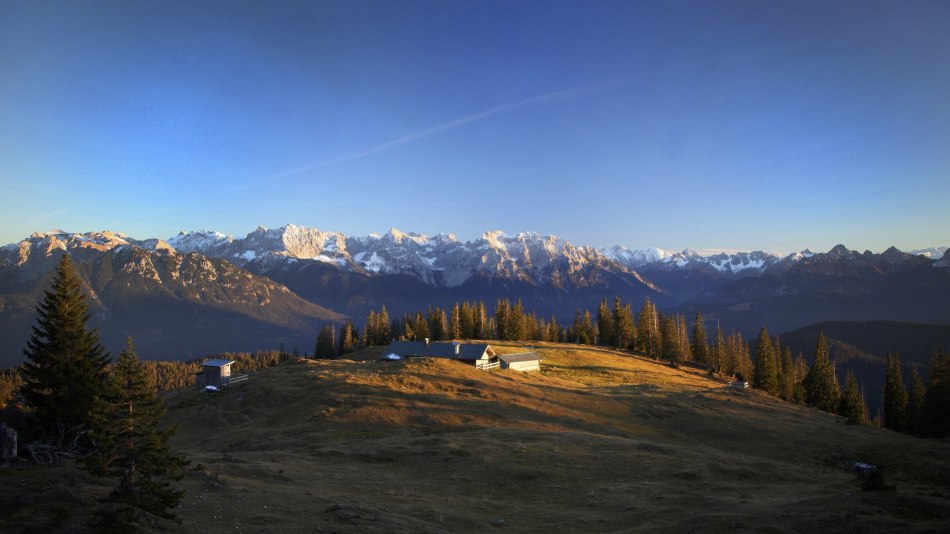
[196,359,247,387]
[498,352,541,371]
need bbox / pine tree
[377,306,391,345]
[339,321,357,354]
[921,350,950,437]
[450,302,461,340]
[22,253,110,438]
[779,347,795,401]
[793,353,809,404]
[712,323,726,374]
[802,332,839,413]
[427,306,445,341]
[495,300,510,341]
[510,300,526,341]
[838,371,867,424]
[597,299,613,346]
[401,313,415,341]
[637,298,660,357]
[752,327,779,395]
[315,324,338,358]
[661,315,679,365]
[474,302,487,339]
[459,302,475,339]
[581,310,595,345]
[414,312,429,342]
[86,339,187,520]
[907,368,927,435]
[691,312,708,368]
[883,353,908,432]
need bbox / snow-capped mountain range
[5,225,944,290]
[1,225,948,367]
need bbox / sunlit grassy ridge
[3,342,949,532]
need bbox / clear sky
[1,0,948,254]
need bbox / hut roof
[202,359,234,367]
[498,352,540,364]
[386,341,495,360]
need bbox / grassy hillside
[3,343,950,532]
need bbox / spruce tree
[510,300,526,341]
[838,371,867,424]
[712,323,726,374]
[637,298,659,357]
[907,368,926,435]
[339,321,357,354]
[883,353,908,432]
[779,347,795,401]
[597,299,613,346]
[792,353,809,404]
[22,253,110,438]
[753,327,779,395]
[691,312,708,368]
[450,302,461,340]
[921,350,950,437]
[802,332,840,412]
[86,338,187,520]
[315,324,338,358]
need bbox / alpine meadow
[2,1,950,532]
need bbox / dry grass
[3,342,950,532]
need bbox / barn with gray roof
[386,340,500,370]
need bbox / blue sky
[1,0,948,254]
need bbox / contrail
[269,77,631,180]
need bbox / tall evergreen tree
[427,306,445,341]
[691,312,708,368]
[495,300,510,341]
[459,302,475,339]
[376,306,391,345]
[339,321,357,354]
[802,332,839,412]
[315,324,338,358]
[450,302,461,340]
[792,353,809,404]
[401,313,415,341]
[752,327,779,395]
[712,323,726,374]
[597,299,613,346]
[661,315,679,365]
[22,253,110,438]
[86,338,188,520]
[637,298,660,357]
[921,350,950,437]
[510,299,526,341]
[779,347,796,401]
[838,371,868,424]
[907,368,927,435]
[474,302,487,339]
[883,353,908,432]
[414,312,429,341]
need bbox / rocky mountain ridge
[0,230,345,367]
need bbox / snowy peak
[936,250,950,269]
[601,246,670,267]
[167,230,232,254]
[910,246,948,259]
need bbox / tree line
[881,351,950,437]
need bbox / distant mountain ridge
[0,230,345,367]
[1,226,948,366]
